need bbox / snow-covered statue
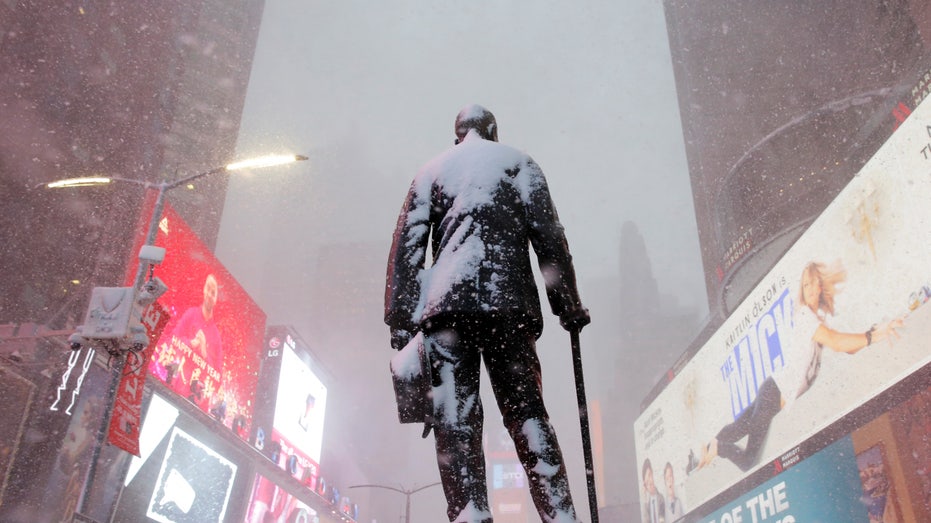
[385,104,590,523]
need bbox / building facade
[0,2,266,520]
[0,0,264,327]
[665,0,931,317]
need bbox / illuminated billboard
[120,394,241,523]
[117,393,251,523]
[146,427,237,523]
[251,326,328,487]
[137,203,266,439]
[634,96,931,521]
[244,474,316,523]
[694,372,930,523]
[492,462,526,490]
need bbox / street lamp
[45,153,309,291]
[349,482,441,523]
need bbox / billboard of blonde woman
[635,93,931,521]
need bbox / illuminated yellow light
[70,280,81,285]
[47,177,112,188]
[186,183,195,189]
[226,154,307,171]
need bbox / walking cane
[571,328,599,523]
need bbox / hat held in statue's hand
[389,332,432,434]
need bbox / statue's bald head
[454,104,498,142]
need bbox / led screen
[134,203,266,439]
[273,340,327,465]
[252,327,327,486]
[244,474,316,523]
[117,393,248,523]
[145,427,237,523]
[492,463,526,490]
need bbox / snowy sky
[215,0,708,519]
[219,0,704,297]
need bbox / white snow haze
[215,1,707,520]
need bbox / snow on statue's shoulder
[424,136,539,211]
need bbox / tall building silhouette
[601,221,699,517]
[0,0,265,326]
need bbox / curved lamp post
[45,153,308,291]
[349,482,441,523]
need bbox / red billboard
[132,201,266,439]
[244,474,317,523]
